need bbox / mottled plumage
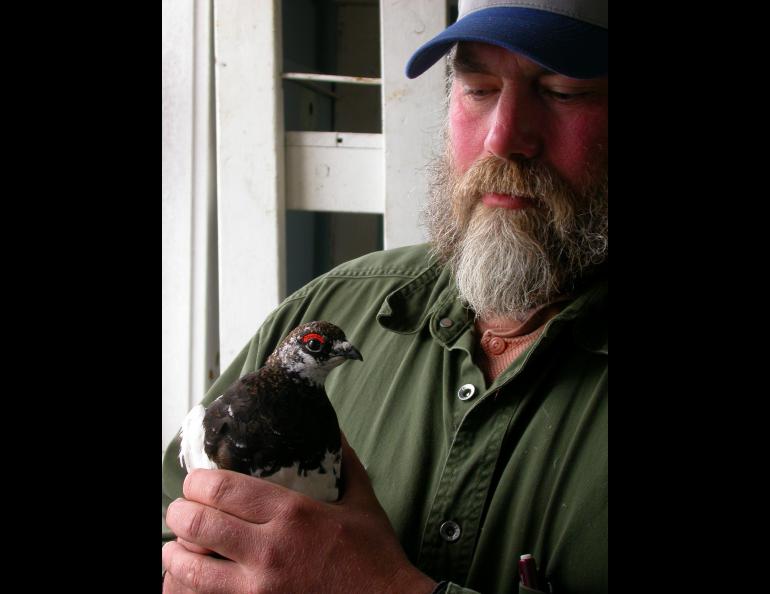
[179,321,362,502]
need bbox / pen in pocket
[518,553,542,590]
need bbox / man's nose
[483,87,542,161]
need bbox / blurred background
[163,0,457,453]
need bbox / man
[162,1,608,592]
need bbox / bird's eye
[302,332,326,352]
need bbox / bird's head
[266,321,363,386]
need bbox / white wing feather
[179,404,218,471]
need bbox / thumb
[338,432,377,505]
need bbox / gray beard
[422,152,608,319]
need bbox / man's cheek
[449,100,487,173]
[551,118,608,189]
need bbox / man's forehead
[453,42,556,77]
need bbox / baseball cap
[405,0,608,79]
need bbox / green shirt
[162,243,608,594]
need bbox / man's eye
[463,87,494,100]
[543,89,588,102]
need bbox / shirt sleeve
[439,580,545,594]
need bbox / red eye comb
[302,333,325,344]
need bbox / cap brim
[405,7,607,79]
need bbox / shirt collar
[376,262,449,334]
[542,276,608,354]
[377,261,607,354]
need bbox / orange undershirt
[475,300,568,384]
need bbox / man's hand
[162,435,437,594]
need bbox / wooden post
[380,0,447,249]
[214,0,286,366]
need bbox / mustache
[454,156,561,199]
[450,155,582,229]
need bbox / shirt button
[457,383,476,401]
[488,336,506,355]
[439,318,453,328]
[439,520,461,542]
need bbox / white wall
[162,0,219,452]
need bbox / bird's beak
[336,341,363,362]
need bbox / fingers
[176,537,212,555]
[163,568,197,594]
[162,540,242,594]
[183,469,293,524]
[166,498,262,565]
[338,432,376,505]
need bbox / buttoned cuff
[444,582,481,593]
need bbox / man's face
[448,42,608,198]
[423,42,608,319]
